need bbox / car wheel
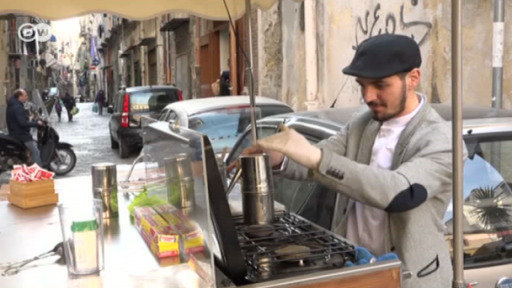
[110,133,119,149]
[119,137,130,158]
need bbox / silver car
[227,104,512,287]
[158,96,293,153]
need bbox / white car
[158,96,293,153]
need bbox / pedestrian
[55,96,62,122]
[95,90,105,115]
[244,34,464,288]
[6,88,43,166]
[62,92,76,122]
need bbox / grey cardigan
[283,102,460,288]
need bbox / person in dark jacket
[6,89,43,165]
[62,92,76,122]
[95,90,105,115]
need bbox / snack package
[134,206,180,258]
[153,204,205,254]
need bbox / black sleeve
[14,106,38,129]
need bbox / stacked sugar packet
[11,164,54,182]
[8,164,58,208]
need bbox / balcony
[160,13,189,32]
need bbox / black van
[108,86,182,158]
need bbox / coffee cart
[139,119,403,287]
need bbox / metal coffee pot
[226,153,275,225]
[164,153,195,209]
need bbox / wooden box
[8,193,59,209]
[9,179,54,196]
[8,179,58,209]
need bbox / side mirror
[107,106,113,114]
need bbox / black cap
[342,34,421,79]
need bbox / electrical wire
[330,76,350,108]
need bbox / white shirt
[345,94,425,255]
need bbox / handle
[225,168,243,195]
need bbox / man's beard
[372,81,407,122]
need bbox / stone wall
[258,0,512,110]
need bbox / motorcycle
[0,95,76,176]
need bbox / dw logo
[18,23,52,42]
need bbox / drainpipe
[492,0,504,108]
[304,0,319,111]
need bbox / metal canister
[164,154,195,209]
[240,153,274,225]
[164,153,194,180]
[91,163,118,218]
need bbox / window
[445,134,512,268]
[129,89,179,113]
[188,107,262,153]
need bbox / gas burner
[234,212,356,282]
[243,224,275,238]
[275,245,311,262]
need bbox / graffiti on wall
[353,0,432,50]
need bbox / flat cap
[342,34,421,79]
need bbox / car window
[167,111,178,122]
[226,125,278,166]
[188,107,263,153]
[260,105,294,118]
[445,134,512,268]
[129,89,179,113]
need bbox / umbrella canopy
[0,0,466,284]
[0,0,280,20]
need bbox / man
[246,34,459,288]
[95,90,105,115]
[6,89,43,166]
[62,92,76,122]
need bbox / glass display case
[141,120,216,285]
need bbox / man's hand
[244,145,285,168]
[226,145,284,173]
[36,120,43,126]
[255,125,321,169]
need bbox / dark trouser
[24,140,42,166]
[66,106,73,122]
[98,103,103,115]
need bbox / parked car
[158,96,293,153]
[108,85,183,158]
[226,104,512,287]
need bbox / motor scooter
[0,99,76,176]
[0,120,76,175]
